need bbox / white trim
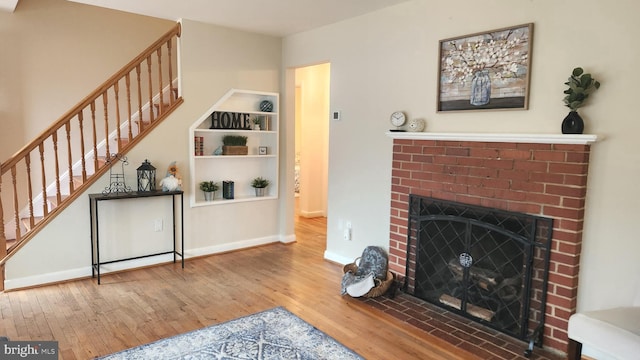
[4,234,287,290]
[280,234,297,244]
[4,267,91,291]
[4,254,175,290]
[386,132,599,145]
[323,250,353,265]
[185,236,281,258]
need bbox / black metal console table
[89,190,184,284]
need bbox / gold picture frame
[437,23,533,112]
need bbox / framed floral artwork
[437,23,533,112]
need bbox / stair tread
[21,216,43,231]
[47,194,69,208]
[5,238,17,251]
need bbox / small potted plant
[221,135,248,155]
[252,116,262,131]
[251,176,270,197]
[199,180,219,201]
[562,67,601,134]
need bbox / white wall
[5,18,284,289]
[283,0,640,313]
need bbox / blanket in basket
[341,246,388,297]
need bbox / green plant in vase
[221,135,248,155]
[221,135,248,146]
[562,67,601,134]
[199,181,219,201]
[252,116,262,130]
[251,176,270,197]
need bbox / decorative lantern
[137,159,156,192]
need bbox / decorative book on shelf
[194,136,204,156]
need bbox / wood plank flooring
[0,215,480,359]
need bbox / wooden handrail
[0,23,183,283]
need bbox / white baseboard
[185,236,281,258]
[4,235,293,290]
[280,234,296,244]
[323,250,352,265]
[5,267,92,291]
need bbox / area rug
[97,307,363,359]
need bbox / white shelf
[216,110,274,116]
[189,89,279,207]
[195,155,277,160]
[195,129,277,134]
[192,195,278,207]
[386,132,599,145]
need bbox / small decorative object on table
[159,161,182,192]
[199,181,219,201]
[389,111,406,132]
[259,100,273,112]
[251,176,270,197]
[258,146,267,155]
[562,67,601,134]
[223,181,234,199]
[252,116,261,130]
[407,118,425,132]
[221,135,248,155]
[104,153,133,195]
[136,159,156,192]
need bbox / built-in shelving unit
[189,89,279,207]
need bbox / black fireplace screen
[403,195,552,350]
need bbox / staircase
[0,23,183,290]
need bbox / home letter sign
[210,111,251,130]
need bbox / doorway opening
[294,63,330,224]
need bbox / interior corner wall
[5,14,283,288]
[282,0,640,322]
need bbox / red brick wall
[389,139,591,353]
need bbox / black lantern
[137,159,156,192]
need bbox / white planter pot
[203,191,215,201]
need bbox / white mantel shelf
[386,132,599,145]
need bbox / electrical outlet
[344,221,352,241]
[154,218,163,232]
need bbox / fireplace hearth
[404,195,553,354]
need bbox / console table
[89,190,184,284]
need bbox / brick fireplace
[387,132,597,354]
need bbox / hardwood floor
[0,215,480,359]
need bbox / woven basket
[343,258,394,298]
[222,146,248,155]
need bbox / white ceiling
[2,0,409,37]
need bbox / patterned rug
[97,307,363,359]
